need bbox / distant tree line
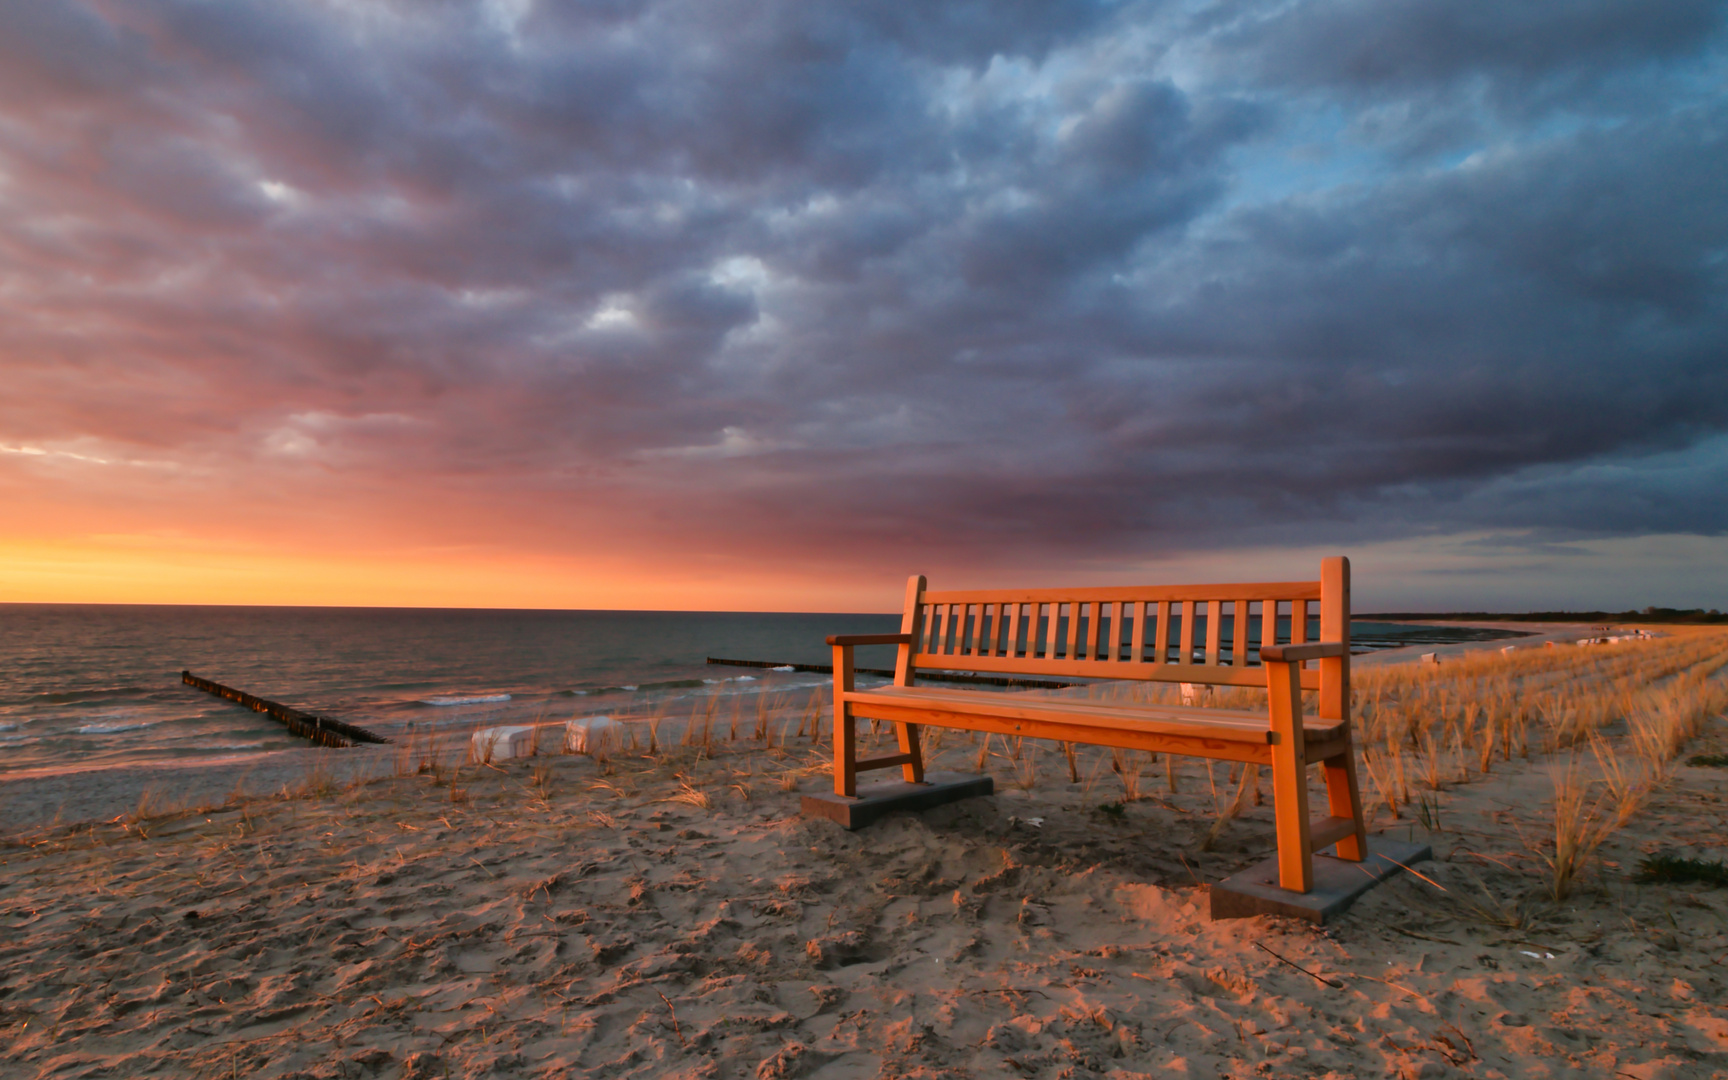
[1360,608,1725,625]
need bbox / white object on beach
[470,725,537,762]
[1419,652,1440,664]
[565,715,623,754]
[1501,645,1518,654]
[1180,682,1215,706]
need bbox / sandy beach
[7,2,1721,1073]
[3,634,1727,1079]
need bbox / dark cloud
[0,1,147,104]
[1212,0,1725,93]
[1,0,1725,589]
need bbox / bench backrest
[897,557,1350,705]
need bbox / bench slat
[855,683,1273,723]
[1205,601,1223,666]
[844,685,1345,744]
[842,695,1279,765]
[922,582,1322,604]
[905,651,1324,690]
[1233,600,1251,672]
[1154,600,1171,665]
[860,684,1348,737]
[1129,600,1147,665]
[1179,601,1195,666]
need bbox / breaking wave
[420,694,512,706]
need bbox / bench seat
[823,556,1368,896]
[842,685,1347,762]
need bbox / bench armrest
[1259,641,1347,663]
[826,633,914,647]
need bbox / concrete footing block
[801,771,994,830]
[1209,837,1433,923]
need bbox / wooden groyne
[704,657,1082,691]
[181,671,390,748]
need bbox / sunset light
[2,2,1724,612]
[4,7,1728,1079]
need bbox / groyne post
[181,671,390,748]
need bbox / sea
[0,605,1516,778]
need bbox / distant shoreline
[1360,609,1724,624]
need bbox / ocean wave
[569,679,703,696]
[421,694,512,706]
[771,665,796,672]
[27,686,155,706]
[0,722,18,732]
[77,721,156,734]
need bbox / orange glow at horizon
[9,456,1728,614]
[0,535,907,613]
[1,1,1724,620]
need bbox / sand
[0,748,388,835]
[4,673,1727,1080]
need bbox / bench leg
[1322,748,1367,862]
[1266,658,1313,893]
[833,645,858,798]
[834,703,857,797]
[894,722,926,783]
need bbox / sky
[2,0,1726,613]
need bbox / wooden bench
[825,556,1365,894]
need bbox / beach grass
[4,628,1726,1078]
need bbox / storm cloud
[2,0,1725,603]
